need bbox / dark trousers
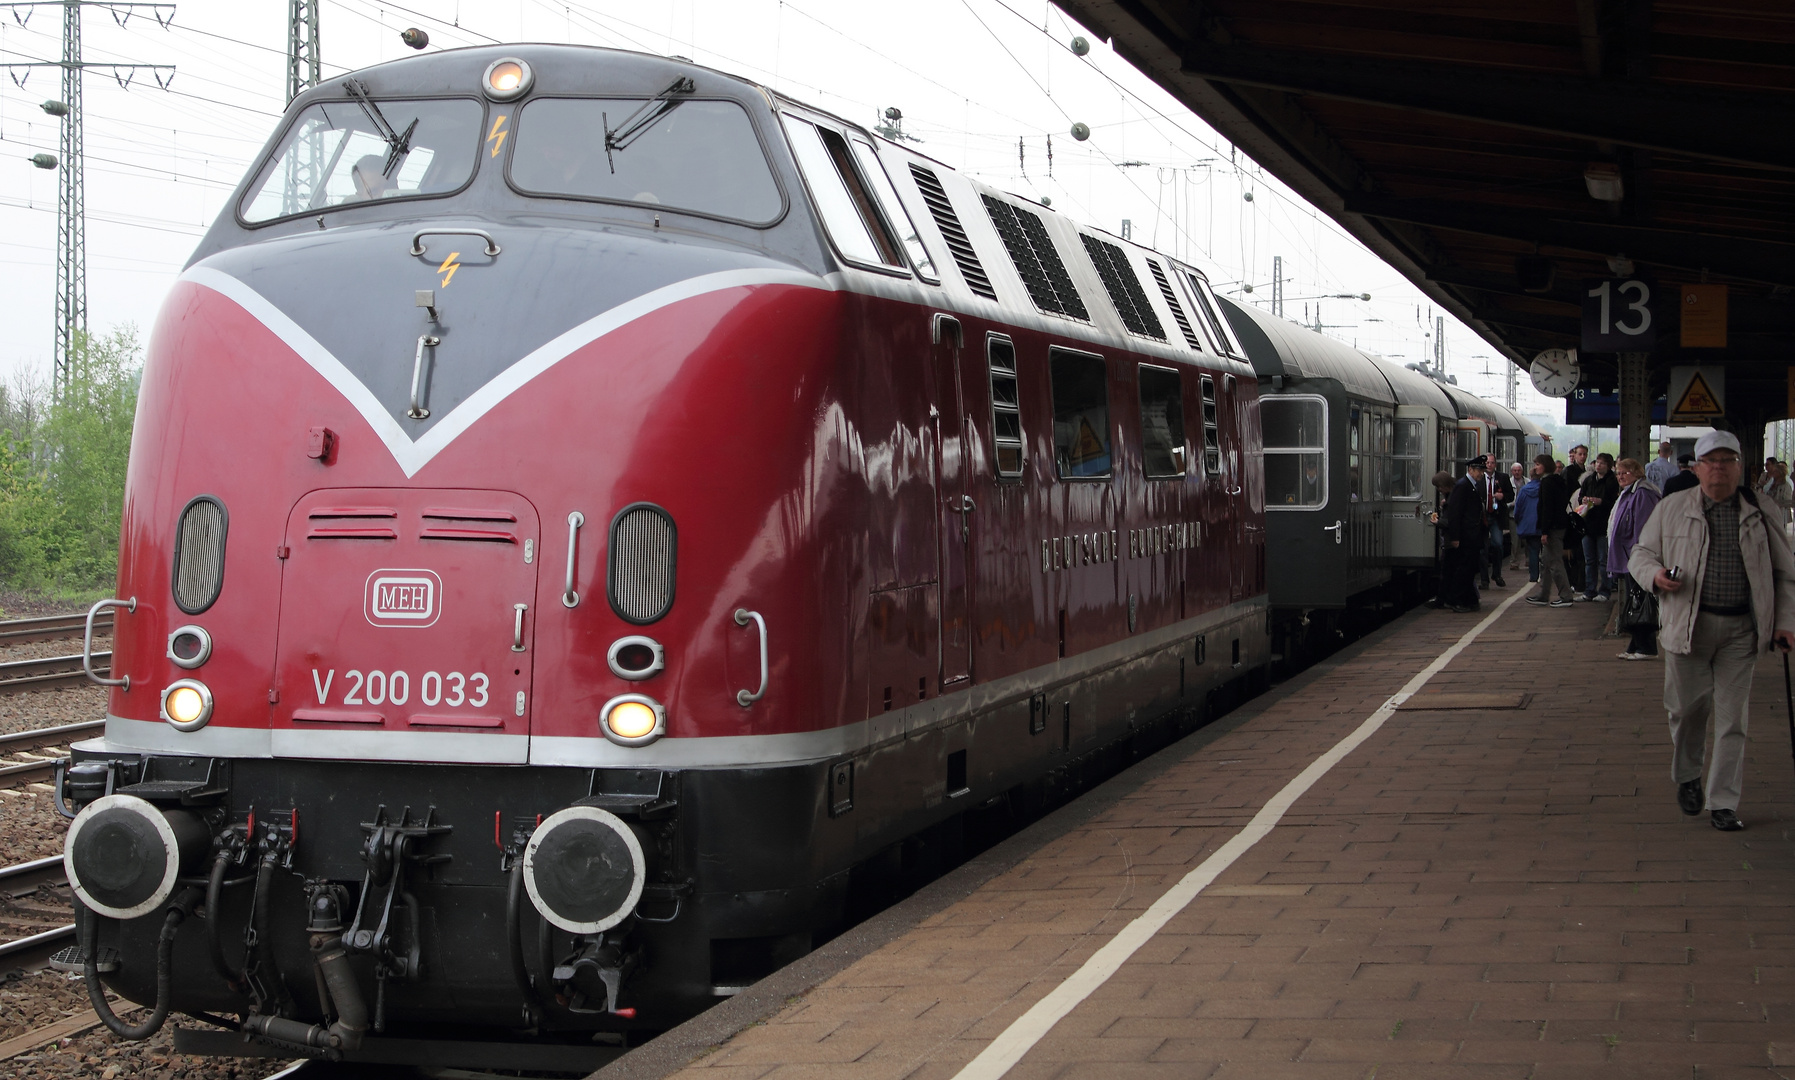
[1443,542,1481,608]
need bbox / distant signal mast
[6,0,175,398]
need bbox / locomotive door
[931,315,972,687]
[269,488,541,763]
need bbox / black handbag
[1620,577,1659,631]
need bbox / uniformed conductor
[1630,430,1795,831]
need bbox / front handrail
[84,597,135,689]
[410,227,500,257]
[562,512,585,608]
[733,609,767,707]
[408,334,439,419]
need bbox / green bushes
[0,328,142,592]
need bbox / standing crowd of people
[1435,432,1795,834]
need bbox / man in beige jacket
[1630,430,1795,832]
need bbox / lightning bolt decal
[437,252,461,289]
[487,114,508,158]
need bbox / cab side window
[1050,348,1110,479]
[1139,366,1186,479]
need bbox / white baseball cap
[1694,430,1741,460]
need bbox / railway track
[0,855,74,973]
[0,651,110,697]
[0,719,106,785]
[0,610,111,647]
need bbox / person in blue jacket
[1512,460,1543,583]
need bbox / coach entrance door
[931,314,972,687]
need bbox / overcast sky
[0,0,1565,418]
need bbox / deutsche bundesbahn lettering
[1041,521,1201,573]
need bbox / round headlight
[600,694,664,747]
[483,57,533,101]
[166,624,212,669]
[161,679,213,731]
[606,635,665,681]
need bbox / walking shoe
[1711,808,1744,832]
[1549,598,1576,608]
[1678,779,1703,815]
[1617,652,1655,661]
[1525,595,1549,606]
[1573,593,1593,602]
[1595,593,1611,602]
[1450,605,1478,613]
[1493,577,1507,587]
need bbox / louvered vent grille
[908,164,996,300]
[1081,235,1164,339]
[173,497,228,614]
[981,195,1087,320]
[1148,259,1203,350]
[608,504,677,624]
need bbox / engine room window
[241,98,483,223]
[849,137,938,281]
[1392,418,1424,499]
[1049,348,1110,479]
[1138,366,1186,478]
[987,335,1024,479]
[1262,396,1325,509]
[509,97,783,225]
[783,117,903,268]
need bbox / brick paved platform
[629,592,1795,1080]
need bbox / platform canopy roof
[1056,0,1795,415]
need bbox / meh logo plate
[365,569,442,628]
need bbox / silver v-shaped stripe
[181,263,833,479]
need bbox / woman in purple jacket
[1608,458,1663,659]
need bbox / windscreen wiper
[343,78,418,177]
[603,77,696,174]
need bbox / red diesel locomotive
[56,44,1268,1059]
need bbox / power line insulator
[400,27,429,50]
[40,100,68,118]
[1070,36,1090,56]
[30,153,57,170]
[1069,122,1089,141]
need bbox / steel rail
[0,719,107,785]
[0,652,110,697]
[0,856,74,973]
[0,612,112,647]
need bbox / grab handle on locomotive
[408,335,440,420]
[512,603,528,653]
[1324,519,1344,545]
[733,609,767,707]
[563,511,585,608]
[85,597,136,689]
[410,227,501,257]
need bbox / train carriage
[54,44,1276,1061]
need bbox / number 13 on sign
[1583,279,1656,351]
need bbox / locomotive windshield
[508,97,782,224]
[240,98,484,223]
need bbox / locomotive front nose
[522,805,648,933]
[64,794,211,919]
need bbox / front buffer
[55,750,844,1067]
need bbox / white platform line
[951,588,1531,1080]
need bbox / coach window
[1392,418,1424,499]
[1049,348,1111,479]
[987,335,1024,478]
[848,137,939,282]
[1262,397,1326,509]
[1139,366,1186,478]
[782,117,906,271]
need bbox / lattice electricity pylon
[287,0,319,103]
[5,1,174,396]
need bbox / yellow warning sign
[1071,417,1106,464]
[1668,366,1725,424]
[1679,284,1728,348]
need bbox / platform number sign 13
[1582,278,1656,351]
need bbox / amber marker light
[483,58,533,101]
[600,694,665,747]
[161,679,214,732]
